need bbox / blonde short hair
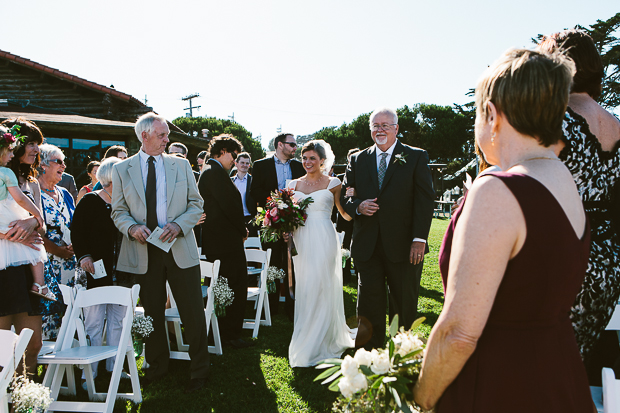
[475,48,575,147]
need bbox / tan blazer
[111,153,204,274]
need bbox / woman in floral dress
[38,144,76,340]
[539,30,620,374]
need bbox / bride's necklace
[509,156,562,169]
[304,176,325,186]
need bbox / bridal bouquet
[315,316,426,413]
[254,188,313,247]
[341,249,351,268]
[213,276,234,317]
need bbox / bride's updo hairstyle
[301,139,335,175]
[475,48,575,147]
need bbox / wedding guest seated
[413,49,592,412]
[71,156,131,386]
[76,160,100,203]
[38,144,76,340]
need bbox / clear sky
[5,1,619,149]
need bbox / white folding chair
[165,260,223,356]
[243,249,272,338]
[244,237,262,250]
[0,328,33,413]
[38,284,80,396]
[591,304,620,413]
[40,285,142,413]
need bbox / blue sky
[5,0,619,148]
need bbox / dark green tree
[172,116,265,162]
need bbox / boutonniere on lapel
[394,153,407,165]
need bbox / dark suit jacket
[199,159,246,255]
[231,173,257,217]
[342,141,435,262]
[250,156,305,208]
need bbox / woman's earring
[491,132,496,144]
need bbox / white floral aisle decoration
[315,316,426,412]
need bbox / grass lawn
[50,218,450,413]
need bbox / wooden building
[0,49,208,182]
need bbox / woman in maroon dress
[412,49,593,412]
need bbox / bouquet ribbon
[287,237,295,300]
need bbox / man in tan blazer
[111,112,209,393]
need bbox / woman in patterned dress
[539,30,620,375]
[38,144,76,340]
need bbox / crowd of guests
[0,28,618,409]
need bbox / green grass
[49,219,450,413]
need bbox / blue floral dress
[41,186,76,340]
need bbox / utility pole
[144,95,148,105]
[182,93,201,117]
[277,125,282,133]
[228,112,235,123]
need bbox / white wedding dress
[288,177,356,367]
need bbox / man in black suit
[231,152,258,237]
[342,107,435,350]
[198,134,253,349]
[337,148,360,285]
[250,133,305,320]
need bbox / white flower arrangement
[213,276,234,317]
[394,153,408,165]
[341,249,351,268]
[10,375,53,413]
[132,314,154,339]
[316,316,426,412]
[267,266,285,283]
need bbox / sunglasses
[49,159,65,166]
[284,142,298,148]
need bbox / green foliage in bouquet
[254,188,313,243]
[315,316,426,413]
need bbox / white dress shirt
[138,149,168,228]
[233,173,251,217]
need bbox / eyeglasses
[231,152,238,160]
[284,142,298,148]
[370,123,397,131]
[49,159,65,166]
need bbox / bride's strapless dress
[288,178,356,367]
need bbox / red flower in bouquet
[254,188,314,244]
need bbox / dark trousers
[264,239,295,319]
[342,227,354,285]
[355,238,423,350]
[137,245,209,380]
[205,248,248,341]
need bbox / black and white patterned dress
[561,107,620,359]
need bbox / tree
[172,116,265,162]
[533,12,620,110]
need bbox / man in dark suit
[231,152,258,237]
[250,133,305,320]
[337,148,360,285]
[111,113,208,393]
[342,107,435,350]
[198,134,253,349]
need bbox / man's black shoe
[225,338,255,349]
[184,378,207,394]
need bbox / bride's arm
[331,184,352,221]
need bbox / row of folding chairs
[165,247,272,361]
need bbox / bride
[286,139,356,367]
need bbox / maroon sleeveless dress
[437,173,592,413]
